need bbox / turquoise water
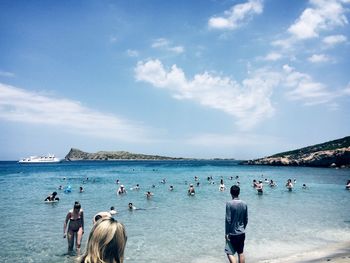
[0,160,349,263]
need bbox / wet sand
[259,242,350,263]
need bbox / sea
[0,160,349,263]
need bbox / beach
[259,242,350,263]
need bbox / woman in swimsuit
[64,201,84,253]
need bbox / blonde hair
[80,218,127,263]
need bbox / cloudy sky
[0,0,349,160]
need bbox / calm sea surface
[0,160,349,263]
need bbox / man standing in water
[225,185,248,263]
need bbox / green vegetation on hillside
[271,136,350,158]
[65,148,186,160]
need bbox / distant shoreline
[3,158,238,162]
[64,158,236,161]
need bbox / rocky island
[243,136,350,168]
[65,148,187,161]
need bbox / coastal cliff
[243,136,350,168]
[65,148,185,161]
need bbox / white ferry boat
[18,154,61,163]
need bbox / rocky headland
[65,148,187,161]
[242,136,350,168]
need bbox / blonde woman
[79,217,127,263]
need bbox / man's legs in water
[226,253,245,263]
[227,254,237,263]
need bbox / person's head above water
[93,211,112,224]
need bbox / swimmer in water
[169,185,174,191]
[45,191,59,202]
[110,206,117,215]
[219,179,226,191]
[93,211,112,224]
[64,185,72,193]
[128,202,137,210]
[188,184,195,195]
[117,185,127,195]
[64,201,84,253]
[79,186,84,193]
[252,179,258,188]
[286,179,293,191]
[346,180,350,190]
[256,181,263,194]
[269,180,277,187]
[145,191,154,199]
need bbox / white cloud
[151,38,185,54]
[282,64,347,105]
[0,71,15,77]
[109,35,118,43]
[288,0,348,40]
[151,38,169,48]
[208,0,263,30]
[126,49,139,57]
[271,38,295,50]
[135,59,281,130]
[263,52,283,61]
[168,46,185,54]
[0,83,151,142]
[343,83,350,95]
[323,34,347,47]
[308,54,332,63]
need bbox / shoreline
[259,242,350,263]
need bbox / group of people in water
[44,174,350,263]
[251,176,310,194]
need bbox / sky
[0,0,350,160]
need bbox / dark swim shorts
[227,233,245,254]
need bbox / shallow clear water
[0,160,349,263]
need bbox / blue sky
[0,0,349,160]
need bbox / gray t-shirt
[225,198,248,236]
